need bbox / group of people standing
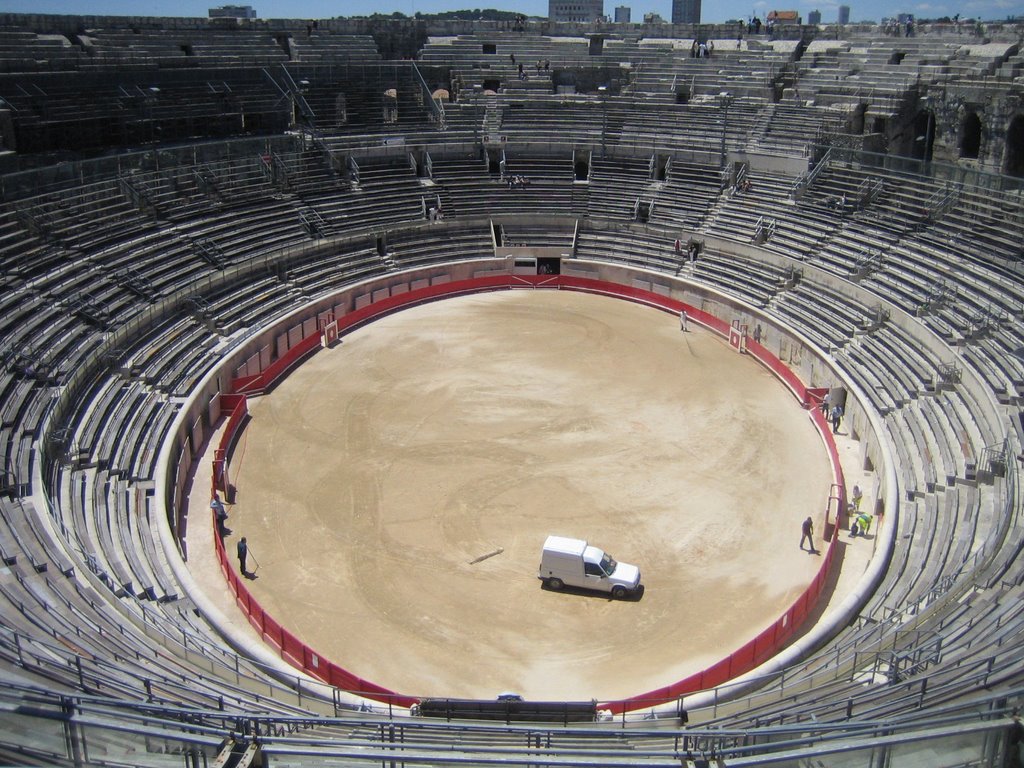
[800,482,872,554]
[510,54,550,81]
[690,39,715,58]
[801,393,875,549]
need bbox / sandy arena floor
[208,289,834,702]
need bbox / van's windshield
[600,553,617,575]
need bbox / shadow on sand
[540,583,646,602]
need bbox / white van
[537,535,641,598]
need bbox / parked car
[537,535,641,598]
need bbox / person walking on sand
[680,309,688,332]
[237,537,248,576]
[800,516,815,551]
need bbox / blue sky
[3,0,1018,23]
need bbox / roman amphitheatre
[0,9,1021,766]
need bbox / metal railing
[789,145,832,201]
[0,677,1020,767]
[412,59,446,129]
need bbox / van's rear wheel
[547,578,563,590]
[611,585,628,599]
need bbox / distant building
[614,5,631,22]
[766,9,801,24]
[838,4,850,23]
[644,11,667,22]
[808,9,821,24]
[209,5,256,18]
[671,0,700,24]
[549,0,604,22]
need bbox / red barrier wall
[211,395,248,496]
[232,330,323,395]
[207,274,845,712]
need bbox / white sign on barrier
[729,321,748,353]
[321,320,339,349]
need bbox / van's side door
[583,561,608,591]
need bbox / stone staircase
[482,94,502,141]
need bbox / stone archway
[1004,114,1024,177]
[959,111,981,159]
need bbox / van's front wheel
[611,585,628,599]
[546,578,564,590]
